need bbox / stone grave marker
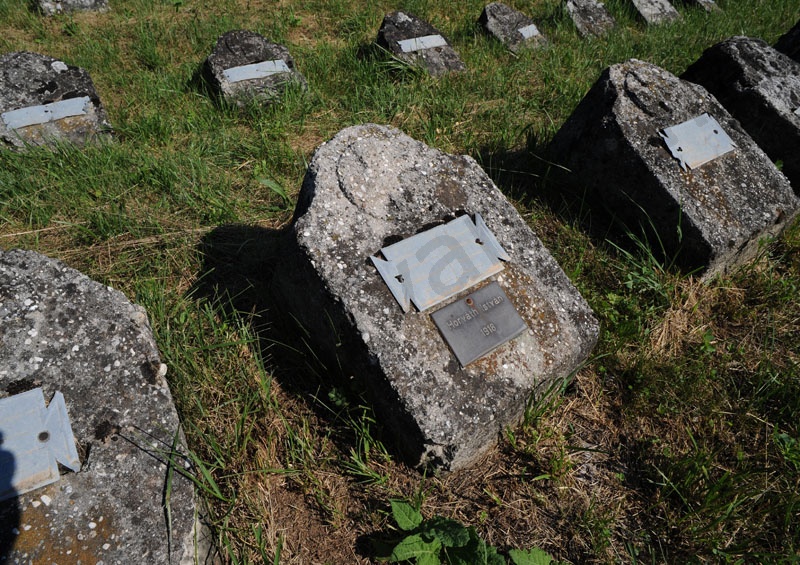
[0,248,214,564]
[682,36,800,192]
[202,30,307,107]
[564,0,616,38]
[274,124,599,472]
[36,0,109,16]
[775,19,800,64]
[547,59,800,278]
[631,0,680,25]
[376,12,465,75]
[0,52,111,149]
[687,0,719,11]
[479,2,547,53]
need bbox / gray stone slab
[547,59,800,278]
[775,19,800,64]
[631,0,680,25]
[376,12,465,75]
[682,36,800,193]
[277,124,599,472]
[0,249,214,564]
[479,2,547,53]
[688,0,719,11]
[0,52,111,149]
[202,30,307,107]
[564,0,616,38]
[37,0,109,16]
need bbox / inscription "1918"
[431,282,527,367]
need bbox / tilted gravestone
[564,0,616,38]
[631,0,680,25]
[775,19,800,64]
[0,52,111,149]
[202,30,307,107]
[682,36,800,193]
[0,249,213,564]
[547,59,800,278]
[274,124,599,472]
[376,12,465,75]
[36,0,109,16]
[479,2,547,53]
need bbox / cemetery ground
[1,0,799,562]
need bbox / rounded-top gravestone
[202,30,307,107]
[377,12,465,75]
[0,248,212,564]
[0,52,111,149]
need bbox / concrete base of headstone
[479,2,547,53]
[775,19,800,64]
[631,0,680,25]
[0,52,111,149]
[275,124,599,473]
[36,0,109,16]
[377,12,465,75]
[564,0,616,38]
[0,249,215,564]
[547,59,800,278]
[202,30,307,108]
[682,36,800,193]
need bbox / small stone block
[683,36,800,192]
[631,0,681,25]
[377,11,466,75]
[203,30,307,107]
[564,0,616,38]
[479,2,547,53]
[0,52,111,149]
[547,59,800,278]
[278,124,599,472]
[37,0,109,16]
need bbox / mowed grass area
[1,0,800,562]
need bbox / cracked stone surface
[275,124,599,472]
[0,248,214,564]
[376,11,465,75]
[683,36,800,193]
[479,2,547,53]
[202,30,307,107]
[0,52,111,149]
[548,59,800,278]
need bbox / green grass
[2,0,800,562]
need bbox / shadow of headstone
[0,432,21,561]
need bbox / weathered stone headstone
[202,30,307,107]
[687,0,719,12]
[564,0,616,38]
[631,0,680,25]
[682,36,800,192]
[274,124,599,472]
[479,2,547,53]
[376,12,465,75]
[547,59,800,277]
[0,249,213,564]
[0,52,111,149]
[36,0,109,16]
[775,19,800,64]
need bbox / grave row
[3,11,800,565]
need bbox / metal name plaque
[398,34,448,53]
[518,24,541,39]
[431,282,527,367]
[1,96,91,130]
[371,214,510,313]
[222,60,291,83]
[660,113,736,170]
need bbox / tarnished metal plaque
[431,282,527,367]
[222,60,291,83]
[518,24,541,39]
[398,34,448,53]
[0,388,81,501]
[1,96,91,130]
[371,214,510,313]
[660,113,736,170]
